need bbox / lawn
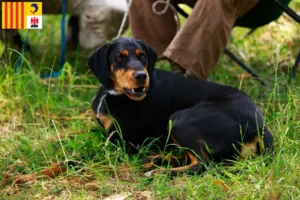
[0,4,299,200]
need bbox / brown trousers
[129,0,259,80]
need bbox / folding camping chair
[174,0,299,85]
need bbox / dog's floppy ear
[88,43,112,87]
[137,40,157,72]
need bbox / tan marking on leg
[144,136,200,176]
[172,135,210,162]
[95,112,112,132]
[144,151,199,177]
[146,155,164,160]
[143,161,155,169]
[100,115,112,132]
[164,155,185,162]
[142,155,162,169]
[142,154,185,169]
[240,136,259,159]
[145,155,184,162]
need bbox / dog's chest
[99,94,171,145]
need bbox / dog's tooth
[131,89,135,93]
[142,87,145,92]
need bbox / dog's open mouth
[124,86,147,98]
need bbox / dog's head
[88,38,157,100]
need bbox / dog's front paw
[142,161,155,169]
[144,170,157,177]
[142,155,163,169]
[144,168,166,177]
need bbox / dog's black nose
[134,71,147,81]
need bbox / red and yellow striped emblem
[2,2,42,29]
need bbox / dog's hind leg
[143,135,209,177]
[142,155,186,169]
[143,149,206,177]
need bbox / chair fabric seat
[235,0,292,28]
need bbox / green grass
[0,6,300,199]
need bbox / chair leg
[290,50,300,79]
[173,4,189,18]
[224,48,267,86]
[275,0,300,24]
[274,1,299,81]
[244,28,257,37]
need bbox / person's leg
[129,0,177,58]
[78,0,128,49]
[66,16,80,50]
[163,0,259,80]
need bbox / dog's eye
[116,56,123,62]
[139,55,146,61]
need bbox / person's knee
[78,0,128,49]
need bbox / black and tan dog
[88,38,273,176]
